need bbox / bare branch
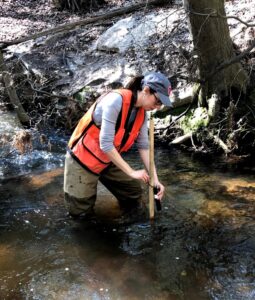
[219,14,255,28]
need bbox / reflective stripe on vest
[68,89,145,175]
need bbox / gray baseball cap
[142,72,173,107]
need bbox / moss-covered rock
[180,107,209,134]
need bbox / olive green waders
[64,152,142,216]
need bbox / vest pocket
[82,132,110,164]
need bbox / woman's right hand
[129,169,149,183]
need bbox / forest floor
[0,0,137,42]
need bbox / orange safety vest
[68,89,145,175]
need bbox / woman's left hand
[154,181,165,201]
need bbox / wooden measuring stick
[149,114,155,219]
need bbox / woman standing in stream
[64,71,173,220]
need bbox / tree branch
[218,14,255,28]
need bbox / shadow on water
[0,145,255,299]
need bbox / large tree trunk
[187,0,248,106]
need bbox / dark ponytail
[124,75,144,95]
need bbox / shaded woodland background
[0,0,254,160]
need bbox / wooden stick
[149,114,155,219]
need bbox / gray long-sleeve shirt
[93,92,149,153]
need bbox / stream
[0,132,255,300]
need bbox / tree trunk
[187,0,248,106]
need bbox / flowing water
[0,134,255,300]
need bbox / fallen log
[169,132,192,145]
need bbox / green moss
[180,107,209,134]
[74,86,93,104]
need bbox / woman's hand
[129,169,149,183]
[154,181,165,200]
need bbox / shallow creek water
[0,144,255,300]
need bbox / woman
[64,71,172,220]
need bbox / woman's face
[138,86,163,111]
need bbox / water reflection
[0,148,254,299]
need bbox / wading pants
[64,152,142,216]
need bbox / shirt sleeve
[98,92,122,153]
[136,112,149,149]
